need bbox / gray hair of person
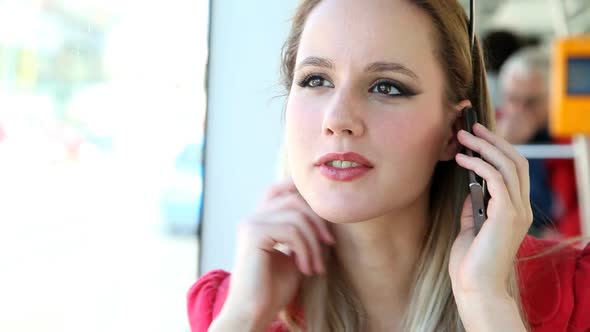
[499,46,551,85]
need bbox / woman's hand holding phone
[210,181,334,331]
[450,122,533,298]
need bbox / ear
[439,99,472,161]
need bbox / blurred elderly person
[497,47,550,144]
[497,46,580,239]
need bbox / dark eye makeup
[369,79,417,97]
[296,74,417,98]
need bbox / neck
[331,192,430,330]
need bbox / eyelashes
[296,74,417,98]
[297,74,333,89]
[369,79,416,97]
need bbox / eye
[297,74,334,88]
[369,80,413,97]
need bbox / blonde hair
[277,1,531,331]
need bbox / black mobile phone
[464,0,488,235]
[463,107,487,234]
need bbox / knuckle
[492,171,504,183]
[285,223,300,237]
[500,158,516,176]
[525,207,534,224]
[528,206,534,217]
[266,186,278,196]
[527,215,533,226]
[519,156,529,171]
[524,215,533,226]
[272,193,298,210]
[285,194,302,208]
[473,142,484,153]
[286,210,305,223]
[264,182,293,200]
[264,187,280,199]
[507,160,517,174]
[519,157,529,170]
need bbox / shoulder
[186,269,231,332]
[517,235,590,331]
[186,270,288,332]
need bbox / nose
[322,89,365,137]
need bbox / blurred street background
[0,0,208,331]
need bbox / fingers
[455,153,512,210]
[242,182,334,276]
[457,129,521,206]
[269,193,335,244]
[243,218,315,275]
[261,181,297,202]
[245,212,326,275]
[282,211,326,274]
[472,123,530,202]
[457,123,531,221]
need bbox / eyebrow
[296,56,419,81]
[365,62,419,81]
[296,56,335,70]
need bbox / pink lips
[314,152,374,181]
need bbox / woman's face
[286,0,459,223]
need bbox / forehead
[297,0,438,70]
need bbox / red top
[187,235,590,331]
[546,138,581,238]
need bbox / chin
[303,189,386,224]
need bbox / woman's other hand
[212,181,335,330]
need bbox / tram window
[567,58,590,95]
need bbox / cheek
[371,109,444,163]
[286,97,318,132]
[368,110,445,207]
[285,96,322,169]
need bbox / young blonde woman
[187,0,590,331]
